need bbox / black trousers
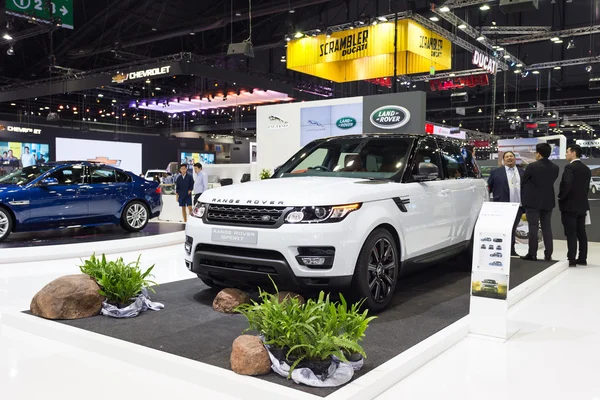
[194,193,202,205]
[561,212,588,262]
[525,208,554,258]
[511,207,524,254]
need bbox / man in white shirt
[487,151,525,256]
[21,146,36,168]
[193,163,209,205]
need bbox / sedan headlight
[192,203,206,219]
[284,203,361,224]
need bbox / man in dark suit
[487,151,525,257]
[521,143,560,261]
[558,144,592,266]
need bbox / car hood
[200,177,402,207]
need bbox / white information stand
[469,202,520,340]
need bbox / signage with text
[576,139,600,148]
[112,66,172,84]
[472,50,497,75]
[0,125,41,134]
[287,20,452,83]
[6,0,74,29]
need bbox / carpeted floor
[55,257,554,397]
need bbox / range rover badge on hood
[212,198,285,205]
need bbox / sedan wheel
[352,228,399,312]
[121,202,149,232]
[0,208,12,242]
[593,186,597,194]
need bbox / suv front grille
[206,204,286,226]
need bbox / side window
[441,144,468,179]
[48,165,85,185]
[292,148,329,173]
[116,171,132,183]
[91,167,116,184]
[410,140,443,181]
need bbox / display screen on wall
[180,152,215,167]
[300,103,363,146]
[56,137,142,175]
[0,141,50,173]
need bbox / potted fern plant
[332,295,377,362]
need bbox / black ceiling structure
[0,0,599,142]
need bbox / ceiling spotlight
[294,32,304,39]
[477,36,485,41]
[458,24,467,30]
[521,70,529,78]
[378,16,388,22]
[480,4,491,10]
[551,37,560,41]
[504,55,511,59]
[554,66,562,70]
[478,108,483,113]
[285,35,291,42]
[6,46,14,56]
[514,69,522,73]
[516,63,523,67]
[289,9,295,13]
[429,16,440,22]
[325,29,332,38]
[554,39,563,44]
[440,6,450,12]
[532,70,540,74]
[567,39,575,49]
[586,65,593,73]
[3,33,12,40]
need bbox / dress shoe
[576,259,587,266]
[544,256,554,262]
[511,251,520,257]
[569,261,577,267]
[521,255,537,261]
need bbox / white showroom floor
[0,239,599,399]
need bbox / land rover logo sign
[336,117,357,129]
[370,106,411,130]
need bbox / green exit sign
[5,0,73,29]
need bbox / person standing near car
[175,164,194,223]
[558,144,592,267]
[193,163,208,205]
[487,151,524,257]
[521,143,560,261]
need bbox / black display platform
[54,257,554,397]
[0,222,185,248]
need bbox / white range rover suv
[184,134,488,311]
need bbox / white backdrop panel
[55,137,143,175]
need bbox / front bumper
[183,214,361,291]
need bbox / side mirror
[40,177,59,186]
[414,162,439,181]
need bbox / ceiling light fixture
[458,24,467,30]
[554,66,562,70]
[429,16,440,22]
[555,39,563,44]
[294,32,304,39]
[477,36,485,41]
[6,46,14,56]
[551,37,560,41]
[516,63,523,67]
[586,65,593,73]
[480,4,490,10]
[567,39,575,49]
[440,6,450,12]
[532,70,540,74]
[378,16,388,22]
[2,33,12,40]
[235,12,241,17]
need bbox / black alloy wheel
[352,228,399,312]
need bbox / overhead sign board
[430,74,489,91]
[287,20,452,83]
[472,50,497,75]
[0,124,41,134]
[5,0,74,29]
[111,66,172,84]
[576,139,600,148]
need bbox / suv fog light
[286,211,304,223]
[185,236,193,254]
[300,257,326,266]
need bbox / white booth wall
[255,96,363,180]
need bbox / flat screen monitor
[0,141,51,174]
[56,137,142,175]
[180,152,216,167]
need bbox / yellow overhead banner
[286,20,452,82]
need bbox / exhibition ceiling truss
[481,26,552,35]
[440,0,499,9]
[432,8,524,69]
[528,56,600,70]
[497,25,600,46]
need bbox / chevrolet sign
[112,66,172,84]
[0,125,41,134]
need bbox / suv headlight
[284,203,361,224]
[192,203,206,219]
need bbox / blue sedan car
[0,161,162,241]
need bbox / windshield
[0,165,54,186]
[275,136,414,180]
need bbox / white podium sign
[470,202,520,340]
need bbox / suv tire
[351,228,399,312]
[121,201,149,232]
[0,207,12,242]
